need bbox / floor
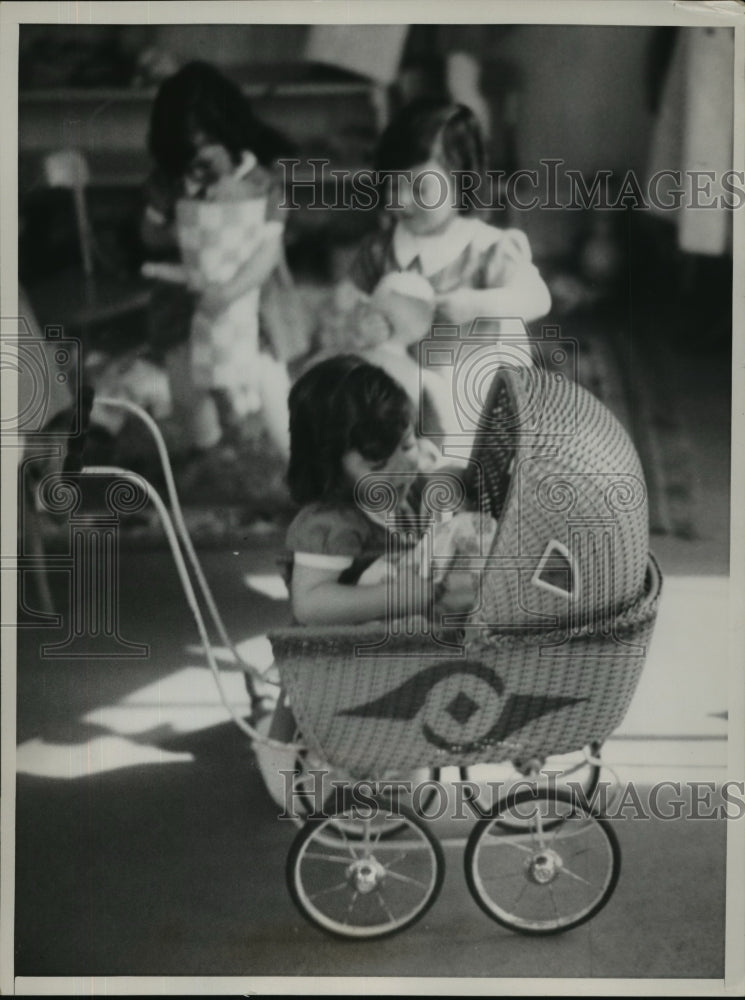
[11,544,732,989]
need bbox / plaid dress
[175,156,276,414]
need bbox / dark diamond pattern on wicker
[269,366,662,778]
[447,691,480,725]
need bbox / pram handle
[63,383,95,474]
[77,394,284,735]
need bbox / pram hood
[468,363,649,630]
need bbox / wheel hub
[526,848,563,884]
[348,856,387,894]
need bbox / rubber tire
[292,756,440,839]
[287,791,445,940]
[461,745,603,832]
[464,787,621,936]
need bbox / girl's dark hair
[148,60,292,179]
[287,355,412,505]
[374,98,486,214]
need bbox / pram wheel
[292,753,439,839]
[287,792,444,940]
[464,787,620,935]
[467,743,602,832]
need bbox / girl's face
[390,158,458,237]
[342,424,420,502]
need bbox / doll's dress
[176,153,276,418]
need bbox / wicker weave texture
[471,368,649,629]
[271,556,662,776]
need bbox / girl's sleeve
[286,506,367,572]
[482,228,535,287]
[480,227,552,321]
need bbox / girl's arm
[291,559,477,626]
[437,229,552,325]
[291,563,405,626]
[140,169,180,255]
[140,209,179,255]
[437,267,552,325]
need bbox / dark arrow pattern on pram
[338,662,586,754]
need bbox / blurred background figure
[16,21,734,541]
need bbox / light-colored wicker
[271,554,661,774]
[270,367,662,777]
[469,366,650,629]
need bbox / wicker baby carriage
[64,364,660,944]
[269,363,662,940]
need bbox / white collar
[234,151,258,180]
[393,216,480,276]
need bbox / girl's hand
[199,282,233,318]
[435,570,479,616]
[416,437,442,471]
[206,173,247,203]
[436,288,479,326]
[354,302,391,348]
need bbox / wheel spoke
[307,878,351,900]
[533,809,548,849]
[380,850,407,870]
[548,883,561,921]
[302,851,356,865]
[559,865,594,888]
[343,890,360,923]
[545,816,571,846]
[291,801,443,938]
[521,812,544,851]
[480,870,526,881]
[487,751,601,833]
[509,878,531,910]
[479,833,534,855]
[375,888,397,924]
[466,793,619,935]
[382,869,429,890]
[335,821,360,860]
